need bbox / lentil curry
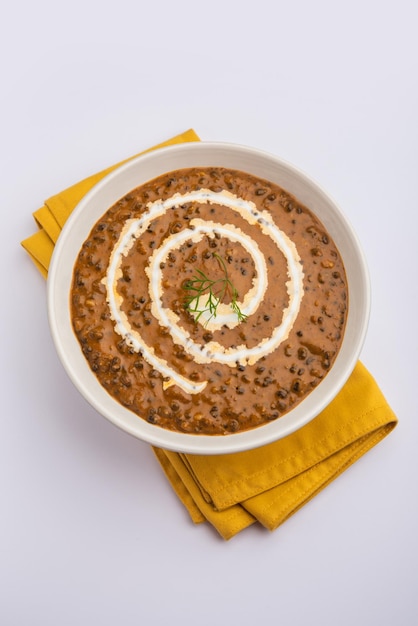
[71,168,348,435]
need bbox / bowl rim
[47,141,371,455]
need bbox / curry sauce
[70,168,348,435]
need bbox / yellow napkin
[21,129,398,540]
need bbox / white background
[1,1,417,624]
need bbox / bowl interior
[47,142,370,454]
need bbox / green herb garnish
[183,253,247,324]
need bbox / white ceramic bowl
[47,142,370,454]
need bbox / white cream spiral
[103,189,304,394]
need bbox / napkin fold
[21,129,398,540]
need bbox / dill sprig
[183,253,247,324]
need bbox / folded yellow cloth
[21,129,398,540]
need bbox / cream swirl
[103,189,304,394]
